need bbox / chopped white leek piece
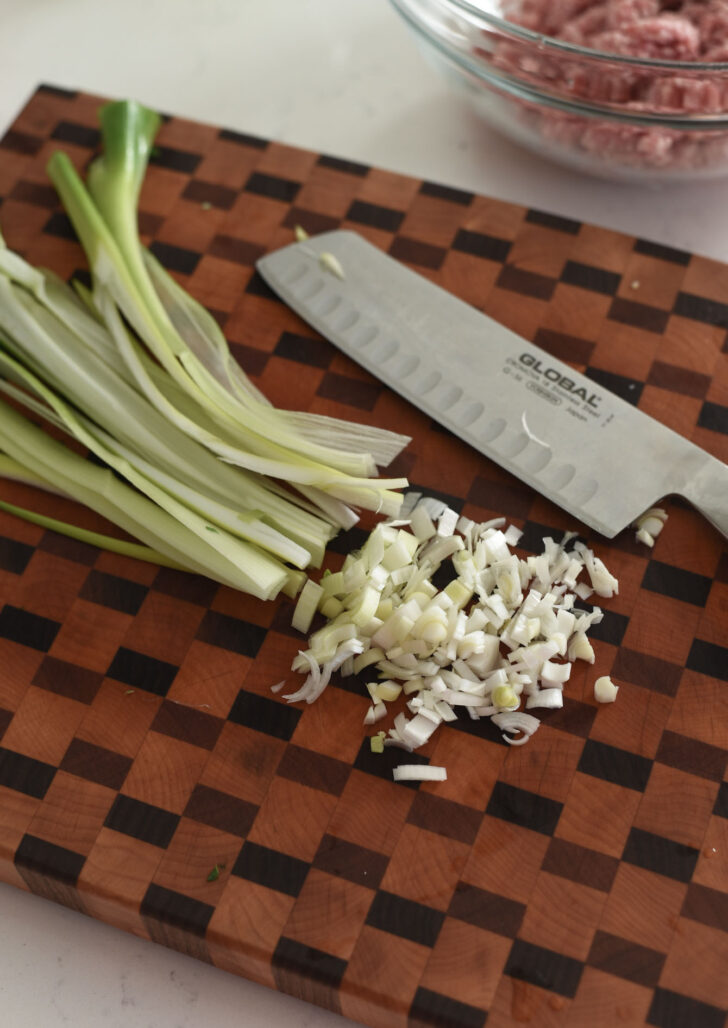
[291,579,323,634]
[392,764,447,783]
[504,524,523,547]
[363,701,387,725]
[491,711,540,746]
[568,632,595,664]
[594,675,619,703]
[410,505,436,542]
[574,542,619,598]
[352,647,384,674]
[437,507,459,538]
[540,660,571,686]
[398,491,423,518]
[373,681,402,703]
[525,688,564,710]
[320,597,344,620]
[632,507,667,548]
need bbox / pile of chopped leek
[284,494,620,780]
[0,100,410,600]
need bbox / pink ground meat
[503,0,728,58]
[493,1,728,170]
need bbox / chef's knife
[257,231,728,540]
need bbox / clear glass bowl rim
[415,0,728,71]
[390,0,728,129]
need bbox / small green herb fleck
[370,734,384,754]
[207,862,226,883]
[125,689,135,695]
[201,201,212,211]
[205,525,219,533]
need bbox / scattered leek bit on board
[594,676,619,703]
[0,99,411,602]
[294,225,309,241]
[632,507,668,547]
[282,494,620,782]
[393,765,447,783]
[319,252,345,280]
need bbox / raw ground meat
[502,0,728,59]
[491,0,728,172]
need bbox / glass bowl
[389,0,728,181]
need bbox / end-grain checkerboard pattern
[0,86,726,1028]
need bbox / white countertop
[1,1,726,1025]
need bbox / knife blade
[257,230,728,540]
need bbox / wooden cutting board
[0,85,726,1028]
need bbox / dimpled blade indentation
[282,260,309,287]
[347,323,378,348]
[456,401,484,428]
[432,384,463,411]
[546,463,576,490]
[296,276,325,302]
[492,429,530,459]
[562,474,599,505]
[309,291,342,318]
[518,445,552,474]
[411,369,442,396]
[479,417,507,443]
[389,353,420,379]
[371,338,399,363]
[333,308,360,333]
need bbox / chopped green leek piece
[492,685,519,709]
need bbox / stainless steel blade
[257,231,728,539]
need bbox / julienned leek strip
[16,269,357,531]
[0,262,335,566]
[0,401,260,590]
[0,375,312,572]
[141,250,410,472]
[0,344,290,600]
[44,99,409,518]
[79,98,408,476]
[0,457,185,569]
[0,98,411,603]
[43,157,408,513]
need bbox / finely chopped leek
[0,100,410,600]
[282,495,620,780]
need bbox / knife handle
[680,454,728,540]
